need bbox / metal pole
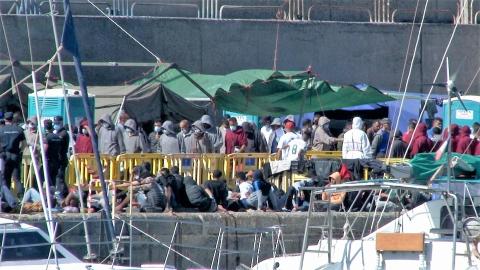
[32,73,60,269]
[446,57,452,193]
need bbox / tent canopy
[136,64,394,116]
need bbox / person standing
[224,117,247,154]
[0,112,26,195]
[455,125,473,154]
[409,123,432,158]
[266,118,284,154]
[74,119,93,154]
[260,116,273,144]
[183,120,213,153]
[371,118,391,158]
[159,121,180,154]
[97,113,125,156]
[312,116,338,151]
[366,120,381,143]
[200,115,223,153]
[390,130,407,158]
[276,121,301,160]
[342,117,372,159]
[177,119,193,153]
[148,119,162,153]
[123,119,149,153]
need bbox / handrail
[38,0,110,14]
[130,2,200,18]
[219,5,281,19]
[307,4,372,22]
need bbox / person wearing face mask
[0,111,26,199]
[158,120,180,154]
[177,119,193,153]
[123,119,148,153]
[200,115,223,153]
[43,119,69,198]
[148,119,162,153]
[74,119,93,154]
[97,113,126,156]
[312,116,339,151]
[183,120,213,153]
[225,117,247,154]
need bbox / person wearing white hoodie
[342,117,372,159]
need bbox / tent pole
[174,65,214,101]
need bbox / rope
[85,0,162,63]
[272,22,280,70]
[25,14,35,72]
[403,1,468,160]
[386,0,430,162]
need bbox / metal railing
[130,2,200,17]
[391,8,456,23]
[307,4,373,22]
[219,5,282,19]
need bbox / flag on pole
[435,138,449,161]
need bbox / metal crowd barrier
[68,154,118,187]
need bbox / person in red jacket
[74,119,93,154]
[455,125,473,154]
[441,124,460,152]
[224,117,248,154]
[409,123,432,158]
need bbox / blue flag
[61,0,80,58]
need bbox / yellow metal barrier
[201,154,228,183]
[167,154,203,184]
[68,154,119,187]
[305,151,342,159]
[116,153,169,181]
[226,153,275,179]
[21,154,34,190]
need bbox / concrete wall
[1,15,480,95]
[8,212,395,269]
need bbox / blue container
[28,88,95,128]
[442,96,480,127]
[224,111,259,126]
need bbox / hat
[285,121,295,130]
[54,116,63,123]
[44,119,53,130]
[283,115,295,123]
[271,118,282,126]
[4,112,13,121]
[161,120,175,134]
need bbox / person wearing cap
[200,115,223,153]
[97,113,126,156]
[224,117,248,154]
[183,120,213,153]
[0,111,26,197]
[266,118,284,154]
[149,119,162,153]
[342,117,372,159]
[260,116,273,144]
[371,118,392,158]
[276,121,303,160]
[123,119,149,153]
[159,120,180,154]
[312,116,339,151]
[43,118,69,198]
[74,118,93,154]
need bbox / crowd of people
[0,109,479,214]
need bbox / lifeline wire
[403,1,469,160]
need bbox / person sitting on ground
[203,170,229,212]
[321,172,346,212]
[184,176,217,212]
[250,170,279,211]
[169,166,194,210]
[282,174,322,212]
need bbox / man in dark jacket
[184,176,217,212]
[0,111,25,195]
[44,118,68,198]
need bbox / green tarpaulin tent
[135,63,395,116]
[410,153,480,183]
